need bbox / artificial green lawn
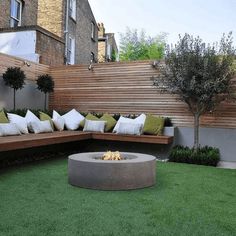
[0,159,235,236]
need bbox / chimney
[98,23,105,37]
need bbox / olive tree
[36,74,54,110]
[2,67,26,110]
[154,32,235,149]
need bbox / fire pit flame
[102,151,123,161]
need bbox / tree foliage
[3,67,25,90]
[154,32,235,149]
[36,74,54,110]
[119,28,166,61]
[36,74,54,94]
[2,67,26,110]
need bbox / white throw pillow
[0,123,21,136]
[52,116,65,131]
[29,120,53,134]
[52,110,65,131]
[52,110,61,119]
[62,109,84,130]
[116,122,143,135]
[113,116,136,133]
[135,113,146,126]
[83,120,106,133]
[25,110,40,132]
[7,113,29,134]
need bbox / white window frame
[10,0,22,27]
[91,22,95,40]
[107,44,111,61]
[69,0,76,21]
[67,36,75,65]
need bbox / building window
[69,0,76,21]
[91,52,95,62]
[67,37,75,65]
[10,0,22,27]
[91,22,95,40]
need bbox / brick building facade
[0,0,98,65]
[98,23,118,63]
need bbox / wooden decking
[0,131,173,152]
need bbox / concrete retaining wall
[0,78,45,110]
[176,127,236,162]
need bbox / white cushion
[29,120,53,134]
[116,122,143,135]
[83,120,106,133]
[113,116,136,133]
[52,110,61,119]
[52,116,65,131]
[113,114,146,134]
[134,113,146,126]
[7,113,29,134]
[62,109,84,130]
[52,110,65,131]
[0,123,21,136]
[25,110,40,132]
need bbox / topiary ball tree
[2,67,26,110]
[36,74,54,110]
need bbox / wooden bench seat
[92,133,173,144]
[0,131,91,152]
[0,131,173,152]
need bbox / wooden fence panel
[49,61,236,128]
[0,53,49,81]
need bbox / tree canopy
[119,28,166,61]
[3,67,26,110]
[36,74,54,110]
[154,32,236,149]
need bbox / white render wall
[0,31,39,62]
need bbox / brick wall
[0,1,10,28]
[74,0,98,64]
[36,27,65,65]
[21,0,38,26]
[37,0,64,38]
[0,0,38,28]
[98,41,106,62]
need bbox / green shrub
[169,145,220,167]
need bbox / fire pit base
[68,152,156,190]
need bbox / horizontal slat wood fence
[49,61,236,128]
[0,53,49,81]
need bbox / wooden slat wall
[0,53,49,81]
[49,61,236,128]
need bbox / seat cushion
[143,115,165,135]
[100,114,117,132]
[0,110,9,123]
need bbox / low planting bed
[169,145,220,166]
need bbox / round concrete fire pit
[68,152,156,190]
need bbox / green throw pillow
[80,113,99,128]
[0,110,9,123]
[143,114,165,135]
[100,113,117,132]
[39,111,54,130]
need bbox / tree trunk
[193,113,200,150]
[44,93,47,111]
[13,89,16,111]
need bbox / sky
[88,0,236,48]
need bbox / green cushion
[143,114,165,135]
[100,114,117,132]
[39,111,54,130]
[80,113,99,128]
[0,110,9,123]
